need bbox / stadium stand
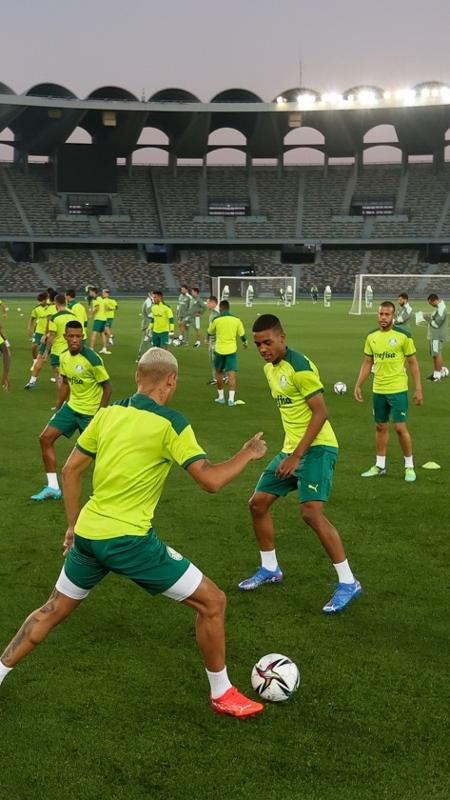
[0,249,42,291]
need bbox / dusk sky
[2,0,450,100]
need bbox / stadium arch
[206,147,246,166]
[363,144,402,164]
[363,124,399,144]
[284,147,325,166]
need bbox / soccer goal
[349,273,450,315]
[211,276,297,306]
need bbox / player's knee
[375,422,387,433]
[204,583,226,618]
[300,502,320,526]
[249,493,268,517]
[39,429,53,447]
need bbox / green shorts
[33,332,43,345]
[152,331,169,347]
[93,320,107,333]
[49,403,93,437]
[214,352,238,372]
[373,391,408,423]
[429,340,443,356]
[38,341,47,356]
[255,445,338,503]
[50,353,60,368]
[65,530,191,595]
[106,318,114,328]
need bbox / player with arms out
[354,301,423,481]
[0,348,267,718]
[238,314,361,615]
[207,300,247,406]
[0,324,11,391]
[31,320,111,502]
[394,292,413,331]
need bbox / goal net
[349,273,450,315]
[211,276,297,306]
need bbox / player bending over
[238,314,361,615]
[0,348,266,718]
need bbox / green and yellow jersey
[264,347,338,453]
[67,300,88,334]
[92,296,107,322]
[0,329,5,347]
[364,326,416,394]
[75,393,206,540]
[30,304,49,335]
[59,346,110,416]
[207,311,246,355]
[48,310,76,356]
[148,302,174,334]
[104,298,118,319]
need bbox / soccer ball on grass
[251,653,300,702]
[333,381,347,395]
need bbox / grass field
[0,298,449,800]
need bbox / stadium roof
[1,82,450,158]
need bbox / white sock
[260,550,278,571]
[433,370,441,379]
[228,390,235,403]
[333,559,355,584]
[0,661,13,686]
[217,389,224,400]
[47,473,60,491]
[206,666,232,699]
[29,375,37,385]
[404,456,414,469]
[376,455,386,469]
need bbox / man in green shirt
[176,284,192,345]
[207,300,247,406]
[31,320,111,502]
[189,287,206,348]
[394,292,413,331]
[28,291,49,364]
[25,294,75,389]
[147,291,174,349]
[238,313,361,615]
[66,290,88,339]
[354,301,423,482]
[89,288,111,354]
[0,347,267,719]
[206,295,220,384]
[423,293,449,381]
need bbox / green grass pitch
[0,298,449,800]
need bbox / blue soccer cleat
[323,580,362,614]
[238,566,284,591]
[31,486,62,502]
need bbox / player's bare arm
[99,380,112,407]
[55,376,70,410]
[62,448,94,554]
[407,354,423,405]
[276,394,329,478]
[354,356,373,402]
[1,344,11,391]
[187,432,266,493]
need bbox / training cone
[421,462,441,470]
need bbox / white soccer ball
[333,381,347,395]
[440,366,449,378]
[251,653,300,702]
[172,338,181,347]
[17,307,22,312]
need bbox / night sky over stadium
[3,0,450,98]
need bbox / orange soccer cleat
[211,686,264,718]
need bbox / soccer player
[245,284,254,308]
[310,285,318,304]
[323,285,332,308]
[0,348,267,718]
[206,296,220,384]
[102,289,118,345]
[25,294,75,390]
[365,284,373,309]
[354,301,423,481]
[0,298,8,317]
[238,314,361,614]
[423,293,448,381]
[207,300,247,406]
[30,320,111,501]
[89,288,110,354]
[394,292,413,331]
[176,285,192,345]
[137,292,154,359]
[189,287,206,347]
[0,324,11,391]
[66,290,88,339]
[28,291,49,365]
[147,291,174,349]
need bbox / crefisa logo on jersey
[75,364,84,373]
[388,337,397,347]
[279,375,288,388]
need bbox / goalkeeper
[147,291,174,349]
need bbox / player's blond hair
[137,347,178,382]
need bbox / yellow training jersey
[264,347,338,453]
[104,298,118,319]
[67,300,88,335]
[364,326,416,394]
[149,302,174,334]
[92,297,107,322]
[75,394,206,540]
[31,304,49,335]
[59,346,110,416]
[48,310,76,356]
[207,311,246,355]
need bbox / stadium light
[297,93,316,107]
[383,90,392,100]
[276,96,286,105]
[357,90,377,105]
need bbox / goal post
[349,273,450,315]
[211,275,297,306]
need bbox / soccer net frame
[349,273,450,315]
[211,275,297,306]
